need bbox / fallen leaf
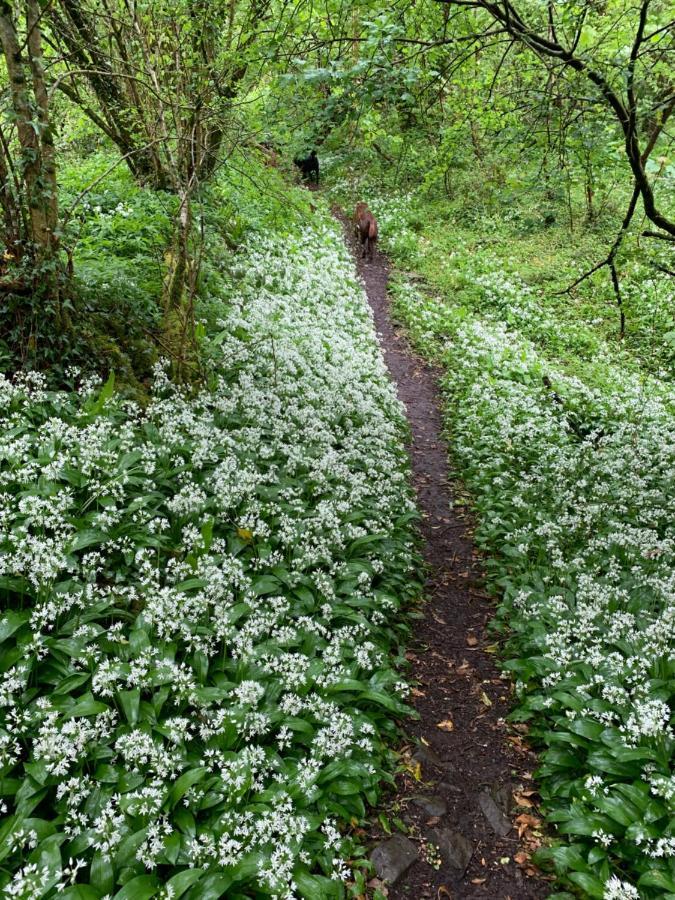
[436,719,454,732]
[514,851,530,866]
[513,791,534,808]
[404,759,422,781]
[480,691,492,707]
[437,887,452,898]
[515,813,542,837]
[515,814,541,827]
[466,634,478,646]
[470,878,487,884]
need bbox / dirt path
[335,210,551,900]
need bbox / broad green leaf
[112,875,159,900]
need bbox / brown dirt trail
[334,209,551,900]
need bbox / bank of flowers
[0,222,418,898]
[389,272,675,899]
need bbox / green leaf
[90,851,115,893]
[252,575,280,595]
[163,831,182,866]
[568,871,605,898]
[594,794,640,827]
[89,371,116,415]
[378,812,392,834]
[118,689,141,725]
[639,870,675,891]
[164,869,203,897]
[185,873,233,899]
[169,768,207,808]
[64,695,109,718]
[114,828,148,869]
[0,610,29,643]
[294,869,342,898]
[70,529,108,552]
[58,889,102,900]
[112,875,159,900]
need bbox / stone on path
[413,795,447,817]
[479,788,512,836]
[430,827,474,874]
[412,744,445,770]
[370,834,419,884]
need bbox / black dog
[293,150,319,184]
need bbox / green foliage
[0,204,420,896]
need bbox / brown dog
[353,202,378,261]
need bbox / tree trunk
[27,0,58,249]
[0,2,49,251]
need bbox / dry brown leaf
[437,887,452,898]
[515,813,542,838]
[466,634,478,646]
[513,791,534,808]
[436,719,454,732]
[480,691,492,707]
[470,878,487,885]
[514,851,530,866]
[515,814,541,827]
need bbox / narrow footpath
[335,210,551,900]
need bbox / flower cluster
[0,221,418,896]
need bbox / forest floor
[334,208,552,900]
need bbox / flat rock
[412,795,447,817]
[370,835,418,884]
[479,789,512,836]
[492,782,513,816]
[430,827,474,874]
